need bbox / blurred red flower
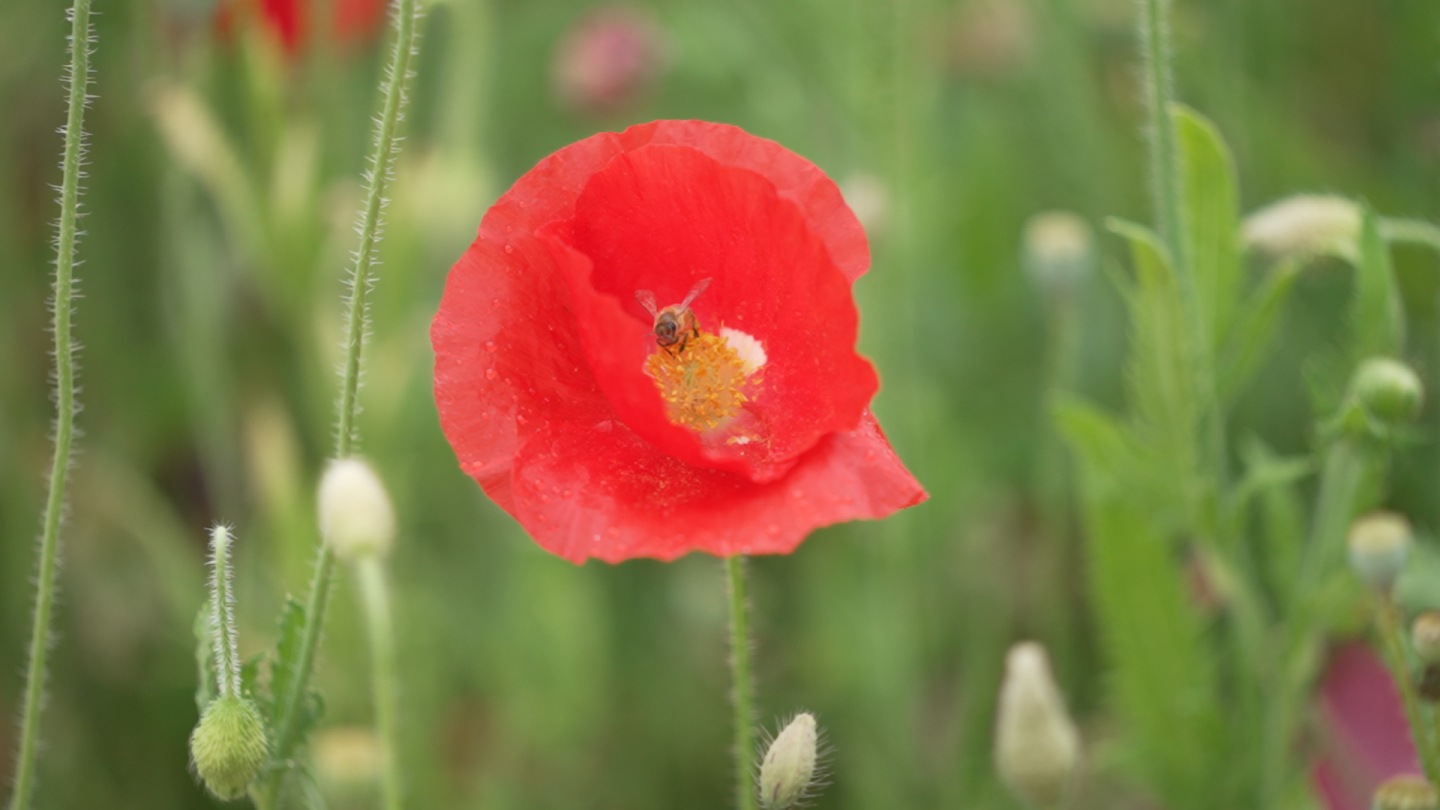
[217,0,387,55]
[1313,642,1422,810]
[552,5,666,115]
[431,120,926,563]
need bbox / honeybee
[635,277,711,354]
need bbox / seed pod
[1347,511,1412,593]
[1372,775,1439,810]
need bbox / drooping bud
[190,695,269,800]
[1413,612,1440,665]
[758,712,822,810]
[995,642,1079,809]
[1242,194,1360,260]
[1372,775,1439,810]
[1350,357,1424,427]
[1347,511,1413,593]
[1023,211,1094,298]
[318,457,395,561]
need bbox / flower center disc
[644,330,754,431]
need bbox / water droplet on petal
[538,515,547,523]
[504,244,515,254]
[485,341,497,352]
[516,414,528,425]
[607,526,620,538]
[864,450,877,463]
[766,524,780,537]
[540,494,551,504]
[491,298,500,307]
[485,368,498,380]
[562,489,572,499]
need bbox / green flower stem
[8,1,91,807]
[1138,0,1183,268]
[262,0,421,793]
[725,555,757,810]
[336,0,420,458]
[1376,596,1440,785]
[1297,437,1369,610]
[355,554,402,810]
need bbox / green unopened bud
[759,712,822,810]
[1351,358,1424,426]
[1242,194,1360,260]
[995,642,1079,809]
[1372,775,1438,810]
[190,696,268,800]
[318,457,395,560]
[1347,511,1412,592]
[1413,611,1440,665]
[1023,211,1094,297]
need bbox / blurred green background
[1,0,1438,807]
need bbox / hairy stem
[8,1,91,807]
[1138,0,1183,268]
[209,526,241,697]
[263,0,421,793]
[726,555,757,810]
[1376,597,1440,785]
[355,555,402,810]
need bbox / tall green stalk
[263,0,422,794]
[1139,0,1183,268]
[726,556,757,810]
[8,1,92,807]
[355,555,402,810]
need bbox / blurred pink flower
[1314,642,1422,810]
[552,5,667,115]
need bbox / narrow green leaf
[268,597,321,740]
[1173,104,1242,354]
[1351,204,1404,359]
[1073,462,1223,810]
[1050,393,1136,489]
[1218,258,1301,403]
[1107,218,1201,531]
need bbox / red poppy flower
[216,0,386,55]
[431,120,926,563]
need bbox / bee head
[654,316,678,342]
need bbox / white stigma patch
[719,327,767,376]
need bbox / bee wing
[635,289,660,318]
[678,277,712,309]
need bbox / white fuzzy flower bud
[1242,194,1360,260]
[995,642,1079,809]
[318,458,395,560]
[759,712,821,810]
[1023,211,1094,296]
[1347,511,1412,593]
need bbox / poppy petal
[510,411,926,563]
[545,143,878,482]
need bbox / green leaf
[268,597,322,740]
[1235,438,1313,608]
[1173,104,1242,355]
[1072,460,1224,810]
[1107,218,1202,530]
[1218,258,1302,403]
[1050,392,1136,491]
[1351,203,1404,359]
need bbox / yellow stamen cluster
[645,330,752,431]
